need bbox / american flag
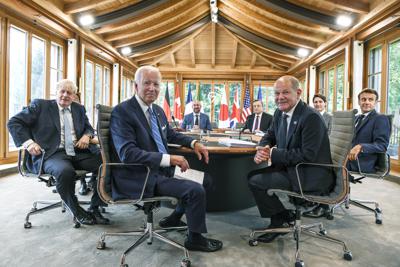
[241,84,251,122]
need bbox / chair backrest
[96,104,114,203]
[326,109,356,202]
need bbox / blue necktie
[63,108,75,156]
[148,107,167,154]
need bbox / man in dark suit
[247,76,335,243]
[110,66,222,252]
[313,94,332,135]
[7,79,109,225]
[243,100,273,133]
[348,88,390,173]
[181,101,212,131]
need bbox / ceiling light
[297,48,309,57]
[211,14,218,23]
[79,14,94,26]
[336,15,352,27]
[121,47,131,56]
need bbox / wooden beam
[158,63,285,74]
[220,24,284,70]
[231,40,238,68]
[190,39,195,67]
[63,0,114,14]
[356,13,400,40]
[327,0,369,14]
[102,1,207,42]
[250,53,257,69]
[211,22,216,67]
[152,23,209,65]
[170,52,176,67]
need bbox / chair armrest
[293,162,348,200]
[98,162,151,205]
[18,148,46,178]
[354,152,390,179]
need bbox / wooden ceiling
[16,0,386,74]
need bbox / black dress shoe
[89,207,111,225]
[256,223,290,243]
[159,216,187,228]
[75,208,95,225]
[184,238,223,252]
[78,182,89,195]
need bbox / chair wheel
[319,229,327,235]
[120,264,128,267]
[344,251,352,261]
[248,239,258,246]
[326,213,334,220]
[74,222,81,228]
[97,241,106,250]
[375,219,382,224]
[24,222,32,229]
[181,258,191,267]
[295,260,305,267]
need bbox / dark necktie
[277,113,288,148]
[253,115,260,132]
[63,108,75,156]
[194,114,199,126]
[355,114,365,131]
[148,107,167,154]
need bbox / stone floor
[0,172,399,267]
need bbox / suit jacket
[243,112,273,132]
[181,113,212,131]
[259,101,334,193]
[110,96,195,200]
[7,99,97,173]
[322,112,333,135]
[348,110,390,173]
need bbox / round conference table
[170,132,267,212]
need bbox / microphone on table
[171,116,180,129]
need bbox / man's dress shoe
[89,208,111,225]
[184,238,223,252]
[159,216,187,228]
[75,208,95,225]
[78,182,89,195]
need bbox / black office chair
[329,114,393,224]
[18,148,90,228]
[249,110,356,267]
[95,104,190,267]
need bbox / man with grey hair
[110,65,223,252]
[247,75,334,243]
[8,79,109,225]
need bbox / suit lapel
[286,101,303,147]
[131,97,152,136]
[50,101,61,133]
[356,110,376,134]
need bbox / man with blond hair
[8,79,109,225]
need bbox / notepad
[218,138,256,148]
[174,166,204,185]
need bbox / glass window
[31,36,46,100]
[155,81,175,115]
[213,83,225,125]
[198,82,212,118]
[184,81,197,105]
[50,42,63,99]
[8,26,28,150]
[266,86,276,114]
[336,64,345,111]
[228,82,242,116]
[368,46,382,91]
[253,83,267,108]
[327,68,335,112]
[387,39,400,160]
[85,60,94,125]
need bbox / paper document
[174,166,204,185]
[218,138,256,148]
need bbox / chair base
[249,217,352,266]
[24,199,91,229]
[329,194,382,224]
[97,209,190,267]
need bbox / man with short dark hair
[181,101,212,131]
[347,88,390,173]
[243,100,273,133]
[8,79,109,225]
[110,66,223,252]
[247,75,334,243]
